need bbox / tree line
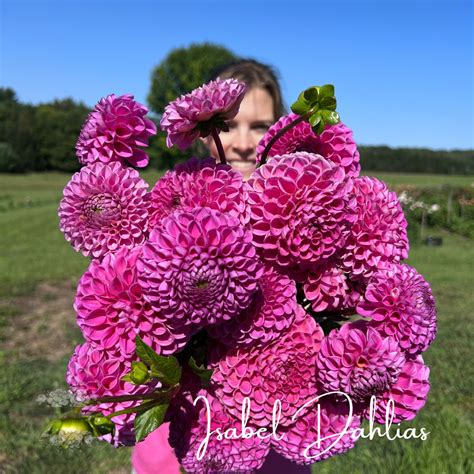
[1,43,472,174]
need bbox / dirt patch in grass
[0,279,80,361]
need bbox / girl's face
[207,87,275,180]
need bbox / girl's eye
[253,123,271,132]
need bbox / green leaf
[123,361,150,385]
[321,110,340,125]
[135,336,182,386]
[319,96,337,111]
[308,113,321,128]
[319,84,335,99]
[134,403,169,443]
[88,415,115,436]
[188,356,213,386]
[290,91,311,115]
[303,86,319,103]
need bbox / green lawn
[0,172,473,473]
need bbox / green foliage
[134,402,169,443]
[188,355,213,386]
[0,88,89,172]
[121,361,151,385]
[147,42,237,115]
[359,146,474,175]
[135,336,182,386]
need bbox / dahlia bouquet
[48,78,437,472]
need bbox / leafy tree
[148,42,237,115]
[34,98,89,171]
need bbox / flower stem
[105,400,160,420]
[259,112,311,166]
[83,386,178,406]
[211,128,227,165]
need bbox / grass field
[1,171,473,473]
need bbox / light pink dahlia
[365,356,430,424]
[160,78,247,150]
[341,176,409,280]
[75,246,190,357]
[211,309,324,427]
[315,321,405,403]
[256,113,360,177]
[357,264,437,355]
[58,161,149,259]
[138,207,263,330]
[207,263,298,348]
[148,156,249,229]
[66,342,157,446]
[272,397,361,464]
[248,152,356,269]
[169,387,270,473]
[76,94,156,167]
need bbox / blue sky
[1,0,472,149]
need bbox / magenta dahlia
[272,396,361,464]
[357,264,437,355]
[365,356,430,424]
[248,152,356,269]
[160,78,247,150]
[138,207,263,330]
[58,161,149,259]
[315,321,405,403]
[76,94,156,167]
[256,113,360,177]
[207,263,298,348]
[303,263,363,313]
[148,156,249,229]
[66,342,157,446]
[340,176,409,280]
[211,309,324,427]
[75,246,190,357]
[169,387,270,473]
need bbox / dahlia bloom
[357,264,437,355]
[248,152,356,269]
[75,246,190,357]
[160,78,247,150]
[76,94,156,167]
[315,321,405,403]
[138,207,263,330]
[365,356,430,424]
[341,176,409,280]
[211,309,324,427]
[302,263,363,313]
[273,397,361,464]
[256,113,360,177]
[148,156,250,229]
[169,387,270,473]
[66,342,157,447]
[207,264,298,348]
[58,161,149,259]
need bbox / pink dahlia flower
[149,156,249,229]
[303,263,363,313]
[169,387,270,473]
[76,94,156,167]
[75,246,190,357]
[365,356,430,424]
[138,207,263,330]
[341,176,409,280]
[256,113,360,177]
[248,152,356,269]
[315,321,405,403]
[160,78,247,150]
[273,397,361,464]
[66,342,157,447]
[207,264,298,348]
[212,309,324,427]
[58,161,149,259]
[357,264,437,355]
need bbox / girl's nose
[233,129,253,156]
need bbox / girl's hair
[210,59,286,119]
